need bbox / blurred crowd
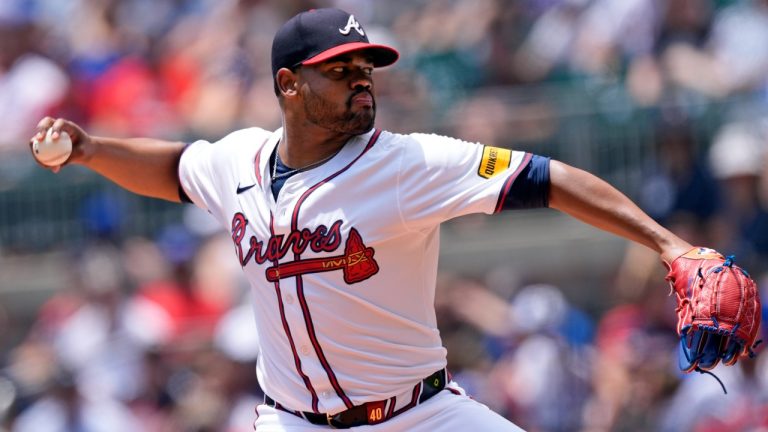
[3,0,768,147]
[2,231,261,432]
[2,0,768,431]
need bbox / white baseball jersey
[178,127,530,415]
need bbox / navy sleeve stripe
[494,152,532,213]
[496,154,550,212]
[177,142,193,204]
[179,184,193,204]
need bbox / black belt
[264,369,448,429]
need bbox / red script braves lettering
[230,213,379,284]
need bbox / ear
[276,68,299,97]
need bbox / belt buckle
[326,412,334,428]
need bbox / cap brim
[301,42,399,68]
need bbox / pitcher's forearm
[548,160,691,263]
[83,137,186,202]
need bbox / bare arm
[83,136,185,202]
[33,117,185,202]
[548,160,692,263]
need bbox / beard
[303,87,376,135]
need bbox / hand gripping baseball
[30,117,90,173]
[666,247,762,385]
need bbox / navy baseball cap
[271,8,399,77]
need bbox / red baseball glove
[666,247,761,375]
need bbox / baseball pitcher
[30,8,760,431]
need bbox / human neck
[279,120,355,169]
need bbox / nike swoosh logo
[236,183,257,194]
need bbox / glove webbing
[681,319,763,395]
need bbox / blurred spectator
[87,55,180,138]
[659,351,768,432]
[435,274,513,416]
[707,121,768,273]
[0,11,69,153]
[0,302,9,352]
[664,0,768,98]
[26,242,147,402]
[120,236,174,290]
[512,0,591,83]
[571,0,659,79]
[156,1,262,140]
[639,118,720,241]
[437,276,593,431]
[393,0,498,112]
[212,302,263,432]
[80,191,130,239]
[3,340,59,423]
[494,284,592,432]
[627,0,714,106]
[125,227,234,350]
[580,304,678,432]
[447,91,558,149]
[11,369,141,432]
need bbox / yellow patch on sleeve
[477,146,512,179]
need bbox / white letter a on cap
[339,15,365,36]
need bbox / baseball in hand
[32,128,73,167]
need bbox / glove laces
[693,366,727,394]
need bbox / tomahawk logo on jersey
[178,126,538,414]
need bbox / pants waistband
[264,368,448,429]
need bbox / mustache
[348,88,375,106]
